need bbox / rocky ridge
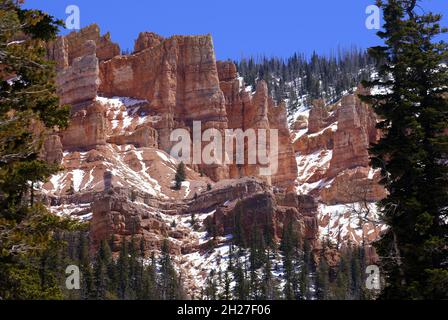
[41,25,386,295]
[291,87,387,246]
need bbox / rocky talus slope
[41,25,386,295]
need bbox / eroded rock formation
[43,25,300,255]
[328,93,378,178]
[290,86,387,252]
[41,25,389,295]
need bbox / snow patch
[72,169,84,192]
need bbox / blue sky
[24,0,448,61]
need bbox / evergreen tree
[117,240,130,299]
[221,268,232,300]
[127,236,138,299]
[0,0,74,300]
[332,248,351,300]
[315,254,330,300]
[280,221,301,300]
[174,162,186,190]
[93,239,112,300]
[190,212,199,231]
[299,238,312,300]
[159,239,185,300]
[232,253,249,300]
[79,234,94,300]
[140,254,158,300]
[204,269,218,300]
[361,0,448,299]
[350,246,363,299]
[260,247,280,300]
[237,48,374,117]
[93,253,107,300]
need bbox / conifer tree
[280,221,301,300]
[205,269,218,300]
[261,247,280,300]
[159,239,185,300]
[315,254,330,300]
[117,240,130,299]
[93,239,112,299]
[174,161,186,190]
[0,0,74,300]
[221,268,232,300]
[93,253,107,300]
[299,238,311,300]
[233,253,249,300]
[361,0,448,299]
[140,255,158,300]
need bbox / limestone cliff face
[133,32,164,53]
[327,93,378,178]
[56,40,100,106]
[43,25,301,254]
[291,86,387,249]
[60,101,107,150]
[42,25,388,293]
[98,33,230,180]
[47,23,120,70]
[96,31,298,185]
[292,87,385,203]
[216,61,298,189]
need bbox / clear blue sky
[24,0,448,61]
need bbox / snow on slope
[318,203,386,245]
[291,99,385,246]
[43,96,211,221]
[296,150,333,195]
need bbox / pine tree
[205,269,218,300]
[0,0,74,300]
[233,253,249,300]
[79,234,94,300]
[315,254,330,300]
[361,0,448,299]
[140,255,158,300]
[221,268,232,300]
[261,247,280,300]
[93,239,113,299]
[350,246,363,299]
[0,1,69,217]
[127,236,138,299]
[159,239,185,300]
[117,240,130,299]
[280,221,301,300]
[93,253,107,300]
[174,162,186,190]
[190,212,199,231]
[237,48,374,117]
[299,238,312,300]
[333,248,351,300]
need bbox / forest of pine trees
[32,231,187,300]
[201,219,374,301]
[236,48,375,117]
